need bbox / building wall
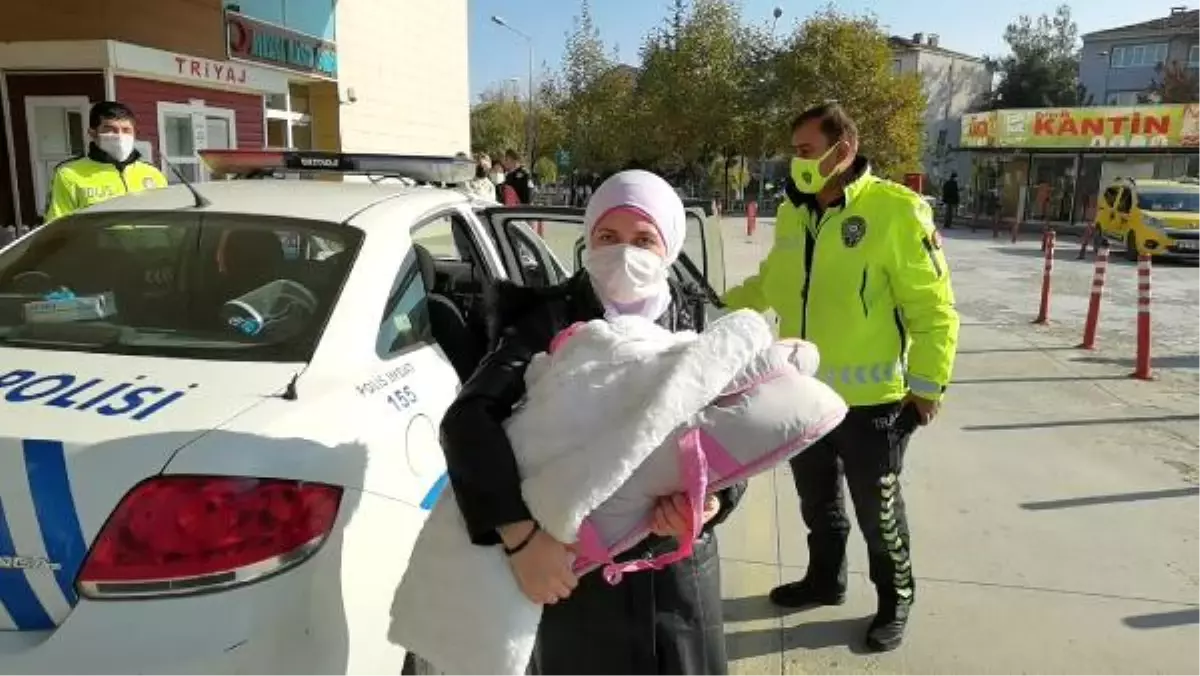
[1080,34,1200,104]
[334,0,469,155]
[115,76,265,160]
[2,0,226,62]
[4,72,106,224]
[895,47,991,185]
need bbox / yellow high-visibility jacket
[724,159,959,406]
[45,146,166,222]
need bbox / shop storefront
[958,104,1200,227]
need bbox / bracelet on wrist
[503,523,540,556]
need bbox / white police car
[0,151,724,674]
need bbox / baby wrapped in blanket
[390,309,847,675]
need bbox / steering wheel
[9,271,55,294]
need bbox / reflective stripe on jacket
[724,158,959,406]
[45,145,167,222]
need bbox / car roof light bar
[199,150,477,185]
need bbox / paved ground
[715,217,1199,675]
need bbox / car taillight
[77,476,342,599]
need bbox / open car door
[480,205,725,313]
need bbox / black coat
[440,271,744,675]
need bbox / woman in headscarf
[462,152,500,202]
[440,170,743,675]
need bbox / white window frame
[263,91,312,150]
[1110,43,1169,69]
[156,100,237,183]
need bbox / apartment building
[1080,6,1199,106]
[0,0,469,226]
[890,32,993,185]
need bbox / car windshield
[0,212,360,361]
[1138,191,1200,213]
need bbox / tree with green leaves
[985,4,1085,109]
[775,8,926,178]
[1143,59,1200,104]
[557,0,639,172]
[469,87,527,157]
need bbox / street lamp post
[492,15,536,170]
[758,7,783,202]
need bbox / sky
[468,0,1199,99]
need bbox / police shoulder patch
[841,216,867,248]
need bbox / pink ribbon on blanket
[589,427,710,585]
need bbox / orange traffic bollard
[1131,253,1154,380]
[1033,230,1055,325]
[747,201,758,236]
[1078,242,1109,350]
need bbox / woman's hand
[649,493,722,538]
[499,521,578,606]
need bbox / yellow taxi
[1096,177,1199,261]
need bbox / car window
[0,212,361,361]
[1117,189,1133,213]
[376,250,432,358]
[411,214,462,261]
[504,224,557,287]
[1137,191,1199,213]
[1102,187,1120,208]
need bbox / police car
[0,151,724,674]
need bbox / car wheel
[1124,231,1141,262]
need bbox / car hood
[1144,211,1199,230]
[0,348,299,631]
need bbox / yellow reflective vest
[724,160,959,406]
[44,147,167,223]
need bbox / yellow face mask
[789,144,841,194]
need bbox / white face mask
[96,133,135,163]
[491,172,506,184]
[583,244,669,305]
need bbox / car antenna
[282,372,300,401]
[163,158,212,208]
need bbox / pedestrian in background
[44,101,166,223]
[502,148,533,204]
[942,172,960,229]
[723,102,959,652]
[462,152,499,202]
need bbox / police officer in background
[723,102,959,652]
[45,101,166,222]
[501,148,533,205]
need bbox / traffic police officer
[44,101,166,222]
[724,102,959,652]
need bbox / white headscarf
[582,170,686,320]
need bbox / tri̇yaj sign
[225,11,337,79]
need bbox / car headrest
[224,229,284,272]
[412,243,438,293]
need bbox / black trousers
[942,203,958,229]
[531,533,728,675]
[788,402,920,602]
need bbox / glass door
[24,96,89,217]
[158,103,237,183]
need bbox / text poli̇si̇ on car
[0,150,728,674]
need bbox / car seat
[413,244,482,382]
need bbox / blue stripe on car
[0,498,55,630]
[419,473,449,510]
[23,439,86,605]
